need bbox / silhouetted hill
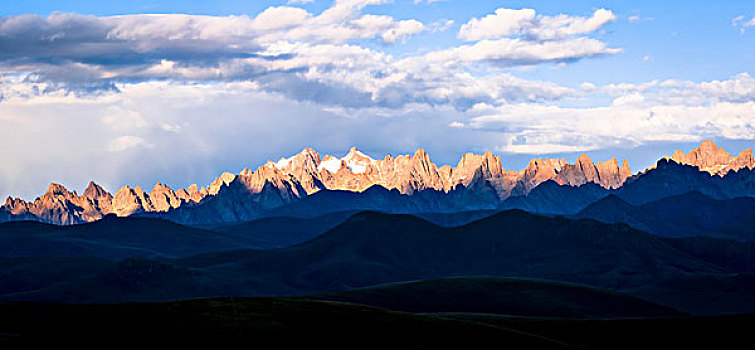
[208,211,358,248]
[577,191,755,241]
[0,216,264,259]
[616,159,755,205]
[208,209,502,249]
[0,298,570,348]
[447,313,755,350]
[310,276,683,318]
[414,209,500,227]
[501,181,609,214]
[261,185,500,219]
[629,273,755,315]
[3,210,730,305]
[0,255,112,295]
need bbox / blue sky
[0,0,754,198]
[4,0,753,84]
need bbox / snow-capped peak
[341,147,374,174]
[318,155,343,173]
[275,157,292,170]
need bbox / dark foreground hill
[309,276,683,318]
[447,313,755,350]
[7,210,755,315]
[0,297,751,349]
[0,298,569,348]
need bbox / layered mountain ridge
[2,140,753,225]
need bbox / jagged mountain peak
[84,181,111,199]
[274,148,322,171]
[45,183,72,197]
[341,147,374,174]
[667,140,753,175]
[152,182,171,191]
[576,153,593,165]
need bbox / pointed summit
[45,183,71,197]
[341,147,374,174]
[698,139,720,150]
[576,153,593,166]
[687,140,731,169]
[343,147,373,161]
[412,148,431,163]
[84,181,111,200]
[620,159,632,179]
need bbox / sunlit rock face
[670,140,755,176]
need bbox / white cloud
[402,37,620,70]
[580,82,596,91]
[108,135,151,152]
[0,4,627,112]
[465,74,755,154]
[102,106,148,131]
[430,19,454,32]
[381,18,424,43]
[458,8,615,41]
[458,8,536,41]
[628,15,653,23]
[1,73,755,199]
[160,122,183,133]
[733,15,755,33]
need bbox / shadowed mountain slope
[0,215,264,259]
[576,192,755,241]
[3,210,736,308]
[207,210,358,249]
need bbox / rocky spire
[668,140,754,175]
[45,183,72,197]
[84,181,111,200]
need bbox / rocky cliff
[670,140,755,175]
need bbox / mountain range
[1,140,753,225]
[2,139,755,318]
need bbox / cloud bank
[0,2,753,199]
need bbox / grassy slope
[0,297,570,348]
[308,276,684,318]
[446,313,755,350]
[0,296,751,349]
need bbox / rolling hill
[2,210,740,310]
[576,191,755,241]
[309,276,683,318]
[0,215,263,259]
